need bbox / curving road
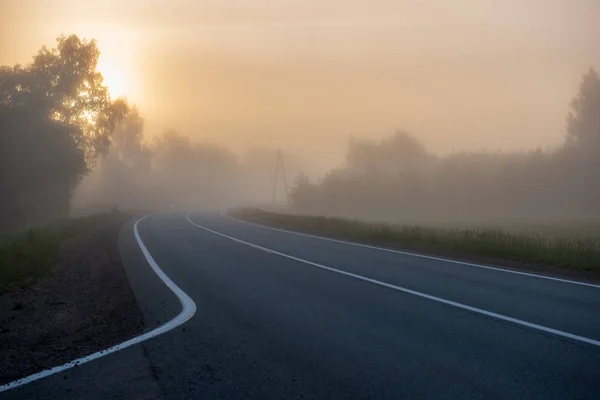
[4,210,600,399]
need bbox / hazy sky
[1,0,599,167]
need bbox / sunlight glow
[98,63,127,99]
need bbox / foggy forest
[1,34,599,231]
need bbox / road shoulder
[0,215,144,387]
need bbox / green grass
[0,210,126,291]
[233,209,600,273]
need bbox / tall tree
[566,67,600,153]
[0,35,125,229]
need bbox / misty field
[0,211,125,290]
[234,209,600,273]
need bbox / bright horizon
[2,0,599,169]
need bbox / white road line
[0,213,197,393]
[221,211,600,289]
[186,213,600,348]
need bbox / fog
[1,0,600,229]
[71,125,309,214]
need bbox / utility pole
[271,150,290,207]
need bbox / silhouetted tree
[0,35,125,229]
[561,67,600,212]
[566,68,600,153]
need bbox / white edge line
[221,210,600,289]
[186,212,600,348]
[0,213,197,393]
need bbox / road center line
[0,213,197,393]
[186,212,600,348]
[222,211,600,289]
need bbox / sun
[99,64,127,99]
[68,22,137,100]
[97,53,129,99]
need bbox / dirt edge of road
[0,215,144,386]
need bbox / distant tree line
[72,101,309,214]
[2,34,598,229]
[73,121,245,214]
[289,69,600,223]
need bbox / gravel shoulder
[0,215,144,386]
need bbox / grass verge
[232,209,600,273]
[0,210,127,291]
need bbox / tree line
[0,35,310,232]
[0,35,297,230]
[2,34,599,230]
[289,68,600,223]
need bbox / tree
[0,35,125,229]
[561,67,600,212]
[346,130,430,176]
[110,102,150,170]
[289,173,313,209]
[566,67,600,153]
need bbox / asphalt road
[4,210,600,399]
